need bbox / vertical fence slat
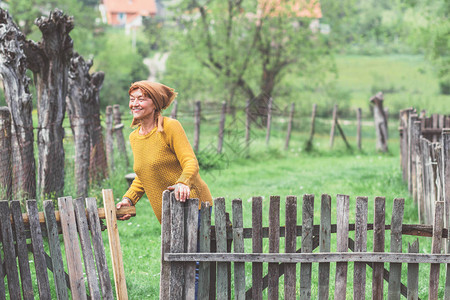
[10,201,33,300]
[284,103,295,150]
[356,108,362,150]
[85,197,114,300]
[252,196,263,300]
[105,105,114,170]
[387,198,405,300]
[268,196,280,299]
[232,199,245,300]
[184,198,199,300]
[170,100,178,119]
[73,197,101,299]
[218,101,227,154]
[415,121,424,223]
[300,194,314,300]
[58,197,87,300]
[215,197,228,300]
[0,201,21,299]
[353,196,368,299]
[306,103,317,151]
[198,201,212,300]
[334,194,349,300]
[407,239,419,300]
[411,117,420,204]
[285,195,297,300]
[169,193,185,299]
[318,194,331,300]
[372,196,386,300]
[43,200,69,300]
[160,190,171,299]
[430,201,444,300]
[0,108,12,200]
[329,104,338,148]
[442,129,450,229]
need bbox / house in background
[99,0,157,28]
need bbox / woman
[116,80,213,222]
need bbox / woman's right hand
[116,198,133,220]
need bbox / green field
[74,54,450,298]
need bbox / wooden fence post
[0,10,36,200]
[410,115,420,203]
[284,103,295,150]
[334,194,350,300]
[353,196,368,299]
[284,195,297,299]
[407,240,419,299]
[113,104,129,169]
[252,197,263,300]
[105,106,114,171]
[370,92,388,152]
[387,198,405,299]
[306,104,317,151]
[24,9,74,198]
[0,107,12,200]
[300,194,314,299]
[356,108,362,150]
[232,199,245,300]
[372,197,386,300]
[170,100,178,119]
[442,129,450,229]
[318,194,331,299]
[215,198,228,300]
[160,191,171,299]
[268,196,280,299]
[430,201,444,299]
[194,101,201,152]
[329,104,338,148]
[265,97,273,146]
[218,101,226,154]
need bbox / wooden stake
[284,103,295,150]
[329,104,338,148]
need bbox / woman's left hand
[167,183,190,202]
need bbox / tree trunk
[88,71,108,184]
[370,92,389,152]
[0,107,12,200]
[24,9,74,198]
[0,9,37,200]
[66,53,104,198]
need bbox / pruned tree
[24,9,74,198]
[173,0,330,123]
[67,52,105,198]
[0,9,37,200]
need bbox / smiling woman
[116,80,213,223]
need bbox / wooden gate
[161,191,450,299]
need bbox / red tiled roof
[259,0,322,18]
[102,0,157,15]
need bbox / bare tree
[24,9,73,198]
[0,9,36,200]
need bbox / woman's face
[129,88,156,121]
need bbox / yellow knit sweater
[123,117,213,223]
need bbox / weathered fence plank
[0,108,11,200]
[169,193,185,299]
[305,103,317,151]
[216,197,228,300]
[354,196,368,299]
[373,197,386,300]
[0,201,21,299]
[58,197,87,300]
[407,239,419,300]
[105,105,114,170]
[300,194,314,300]
[74,197,101,299]
[387,198,405,300]
[85,197,114,300]
[198,201,212,300]
[232,199,245,300]
[184,198,199,300]
[113,104,129,169]
[334,194,349,300]
[329,104,338,148]
[160,190,171,299]
[252,196,263,300]
[285,195,297,299]
[357,107,362,150]
[429,201,444,300]
[318,194,331,300]
[442,129,450,229]
[10,201,33,300]
[43,200,69,300]
[268,196,280,299]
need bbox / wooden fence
[399,108,450,224]
[161,191,450,299]
[0,189,135,299]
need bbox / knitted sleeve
[123,174,145,205]
[164,118,199,186]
